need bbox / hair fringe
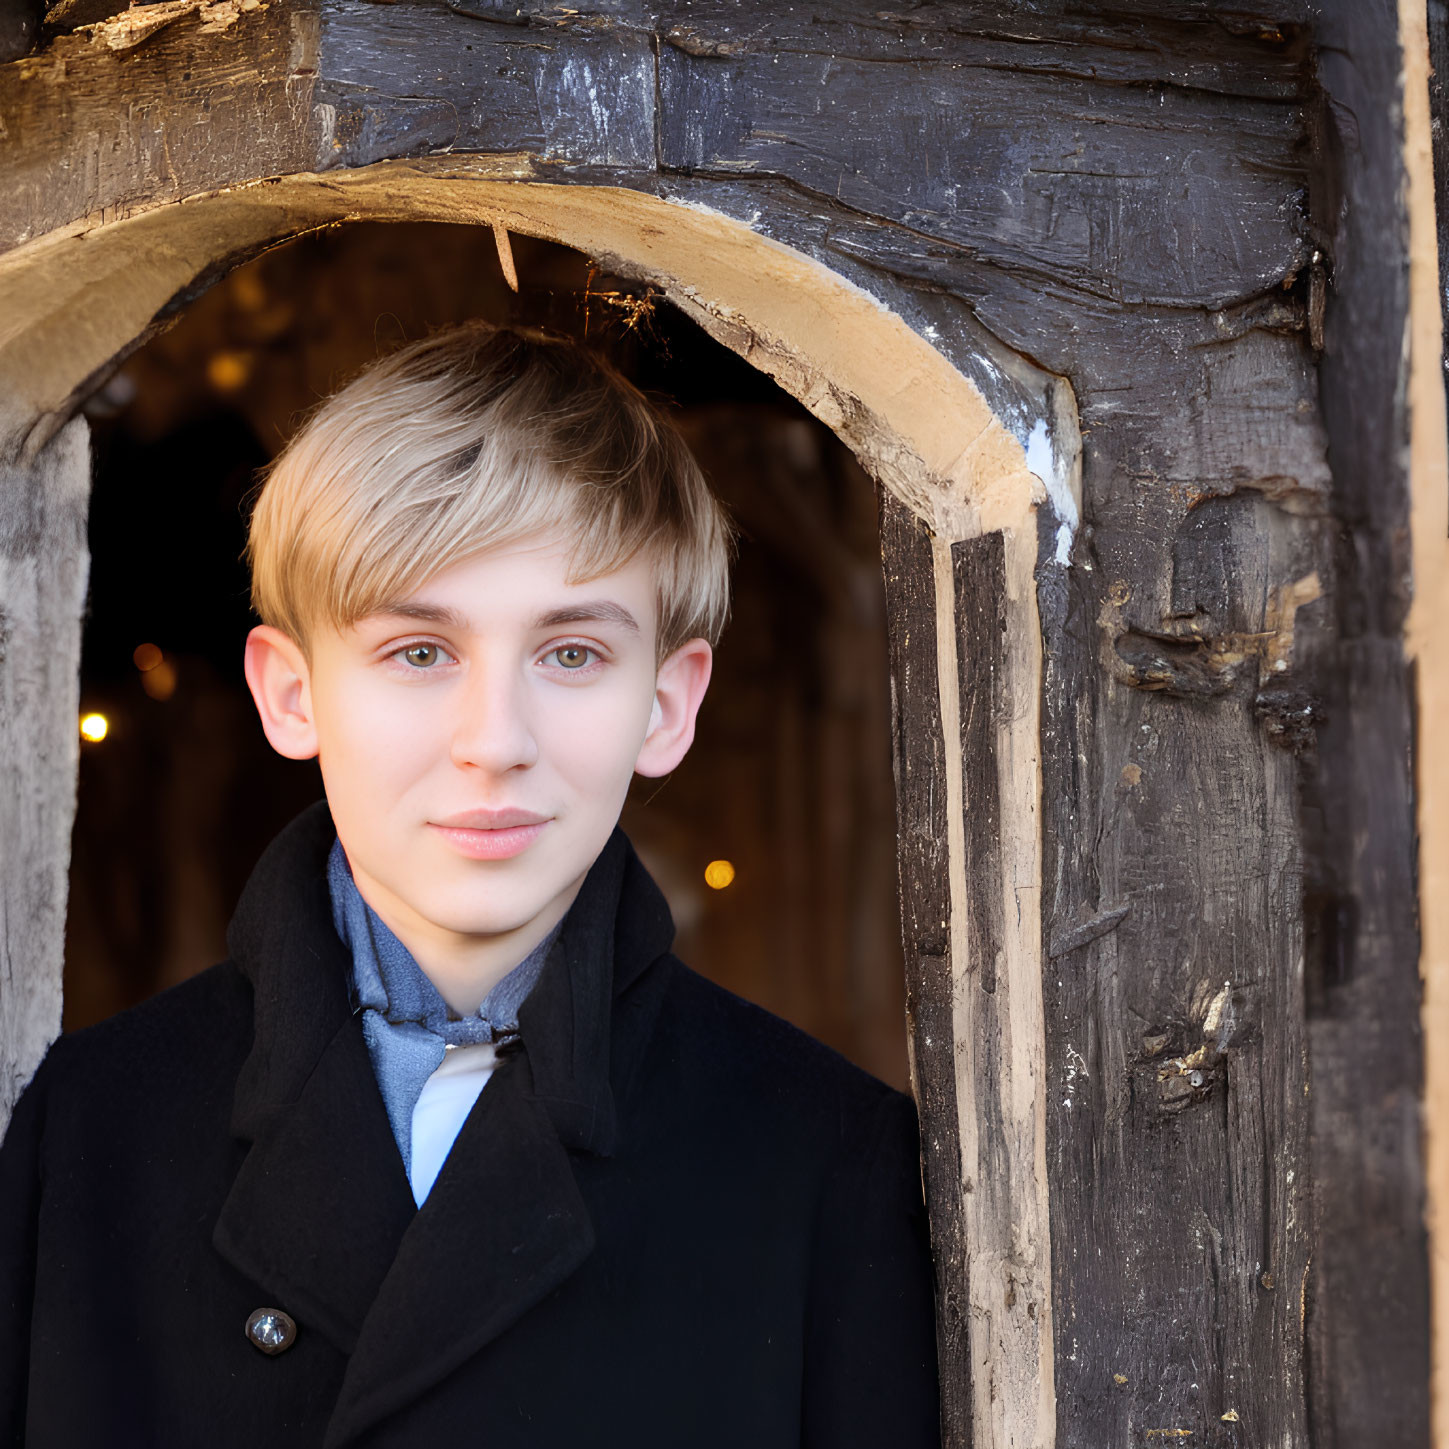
[244,320,737,664]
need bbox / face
[244,533,712,997]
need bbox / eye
[399,642,445,669]
[548,644,599,671]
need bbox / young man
[0,322,942,1446]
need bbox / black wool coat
[0,802,942,1447]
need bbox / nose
[448,659,539,775]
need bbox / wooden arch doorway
[0,168,1083,1447]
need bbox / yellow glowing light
[79,713,109,743]
[132,641,163,672]
[207,350,252,393]
[141,659,178,701]
[704,859,736,891]
[229,268,268,313]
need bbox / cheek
[540,685,653,787]
[317,678,443,787]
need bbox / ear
[634,637,714,778]
[243,624,320,761]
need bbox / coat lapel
[322,828,632,1445]
[213,801,417,1353]
[213,1014,418,1353]
[213,800,678,1445]
[322,1050,595,1447]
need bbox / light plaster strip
[933,527,1055,1449]
[1398,2,1449,1442]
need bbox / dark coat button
[245,1307,298,1355]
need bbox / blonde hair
[244,321,735,663]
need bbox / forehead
[361,537,660,635]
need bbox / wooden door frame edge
[0,167,1078,1449]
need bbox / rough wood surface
[0,415,89,1120]
[880,488,968,1448]
[0,0,320,253]
[1298,2,1433,1443]
[0,2,1430,1445]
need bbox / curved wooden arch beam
[1,171,1045,540]
[0,171,1074,1449]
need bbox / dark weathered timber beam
[1297,1,1432,1443]
[309,0,1314,308]
[879,489,972,1447]
[655,47,1307,308]
[0,0,325,253]
[319,0,657,171]
[1,0,1314,312]
[654,0,1310,98]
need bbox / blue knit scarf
[326,836,559,1172]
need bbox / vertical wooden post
[883,493,1055,1448]
[881,492,970,1441]
[1304,3,1435,1442]
[0,417,90,1119]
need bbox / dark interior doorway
[64,220,908,1088]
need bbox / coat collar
[212,799,676,1445]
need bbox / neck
[347,865,584,1016]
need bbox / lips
[431,807,551,830]
[426,810,552,861]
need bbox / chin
[427,900,544,938]
[463,916,542,941]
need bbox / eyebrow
[370,600,642,635]
[372,602,470,629]
[535,602,641,634]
